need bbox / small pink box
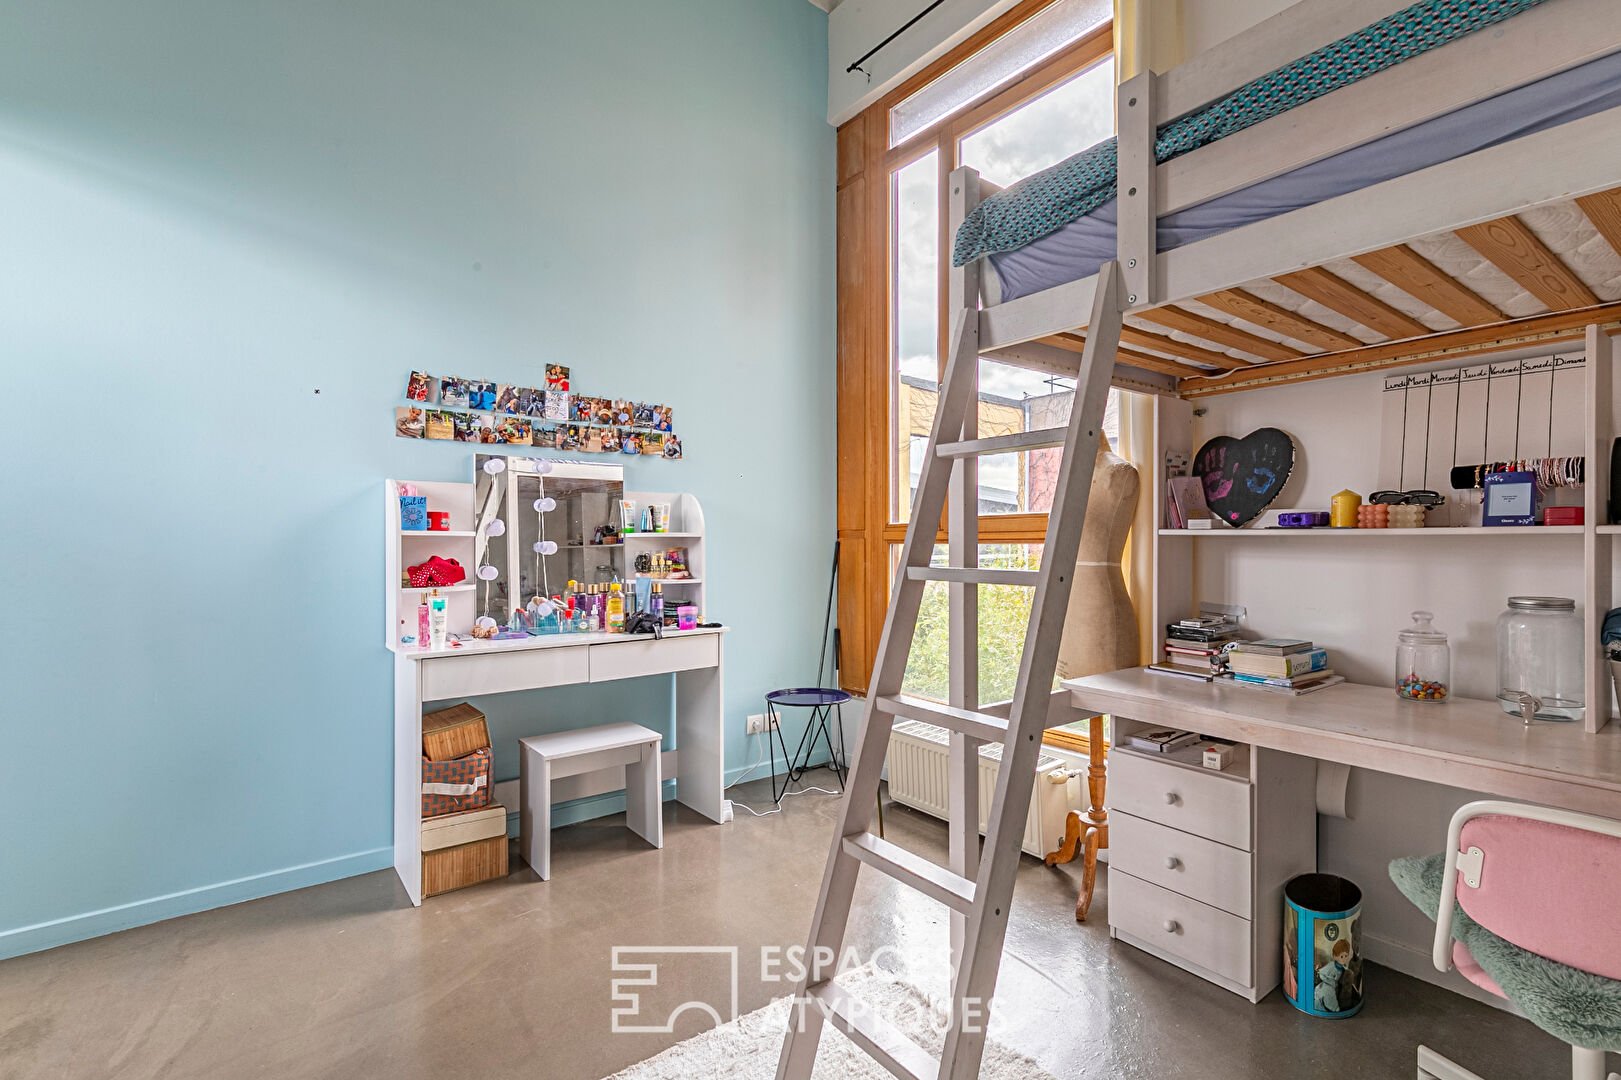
[677,605,698,631]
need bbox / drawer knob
[1163,919,1180,934]
[1163,791,1180,805]
[1164,856,1181,870]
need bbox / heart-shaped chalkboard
[1194,428,1296,528]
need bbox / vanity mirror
[473,456,626,621]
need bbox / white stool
[519,722,663,880]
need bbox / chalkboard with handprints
[1195,428,1297,528]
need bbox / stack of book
[1148,617,1240,681]
[1225,639,1343,695]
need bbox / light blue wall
[0,0,834,957]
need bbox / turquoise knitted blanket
[952,0,1550,267]
[1389,854,1621,1052]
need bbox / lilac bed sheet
[985,50,1621,304]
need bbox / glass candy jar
[1496,596,1584,722]
[1396,611,1450,702]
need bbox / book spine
[1230,649,1327,677]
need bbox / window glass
[900,544,1050,705]
[889,0,1112,147]
[958,55,1115,187]
[891,150,939,523]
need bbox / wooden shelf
[1158,526,1584,537]
[623,532,702,540]
[400,530,476,538]
[635,576,702,584]
[397,583,477,593]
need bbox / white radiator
[885,720,1080,858]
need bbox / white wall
[829,0,1019,124]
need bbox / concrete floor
[0,773,1576,1080]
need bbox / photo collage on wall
[396,366,682,459]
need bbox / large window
[836,0,1119,700]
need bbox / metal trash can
[1283,873,1364,1018]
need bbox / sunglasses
[1368,489,1444,506]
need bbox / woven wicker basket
[423,702,490,762]
[422,834,508,897]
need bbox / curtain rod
[846,0,949,77]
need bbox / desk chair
[1390,800,1621,1080]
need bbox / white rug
[603,966,1059,1080]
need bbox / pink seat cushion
[1453,941,1506,998]
[1458,815,1621,981]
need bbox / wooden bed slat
[1178,302,1621,395]
[1575,188,1621,260]
[1134,307,1305,362]
[1118,325,1249,369]
[1350,245,1505,327]
[1040,333,1210,379]
[1195,289,1362,351]
[1273,266,1430,340]
[1455,216,1601,311]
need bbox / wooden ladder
[775,167,1124,1080]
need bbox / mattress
[983,49,1621,306]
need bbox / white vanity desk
[392,626,727,904]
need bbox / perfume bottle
[417,593,431,650]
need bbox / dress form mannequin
[1046,435,1140,922]
[1055,438,1141,680]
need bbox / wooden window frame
[836,2,1114,695]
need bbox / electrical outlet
[746,713,766,735]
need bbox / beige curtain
[1115,0,1186,78]
[1117,390,1158,665]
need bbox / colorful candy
[1398,675,1448,701]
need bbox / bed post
[946,165,983,964]
[1117,69,1157,309]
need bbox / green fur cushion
[1388,854,1621,1051]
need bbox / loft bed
[779,4,1621,1076]
[949,0,1621,400]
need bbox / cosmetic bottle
[595,585,608,631]
[418,593,432,650]
[650,583,664,624]
[428,589,448,650]
[607,583,625,633]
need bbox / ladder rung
[842,833,976,913]
[805,980,938,1080]
[906,566,1040,587]
[936,426,1068,459]
[877,693,1009,742]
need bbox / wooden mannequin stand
[1045,713,1109,920]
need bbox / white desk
[1061,669,1621,1000]
[393,627,727,904]
[1064,669,1621,817]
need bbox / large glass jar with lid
[1395,611,1450,702]
[1496,596,1584,721]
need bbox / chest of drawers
[1106,740,1316,1002]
